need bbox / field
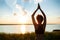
[0,32,60,40]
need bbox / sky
[0,0,60,24]
[0,0,60,33]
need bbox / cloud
[23,0,29,2]
[13,4,27,16]
[58,17,60,19]
[15,4,32,16]
[5,0,17,8]
[34,0,43,4]
[22,0,31,3]
[22,0,43,3]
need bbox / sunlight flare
[19,16,28,24]
[20,25,26,34]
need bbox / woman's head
[36,15,43,24]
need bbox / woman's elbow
[31,14,34,17]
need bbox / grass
[0,32,60,40]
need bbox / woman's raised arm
[38,3,46,29]
[31,7,38,28]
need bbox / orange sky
[0,15,60,24]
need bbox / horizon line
[0,24,60,25]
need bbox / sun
[19,16,27,24]
[17,15,28,24]
[20,16,26,23]
[20,25,26,34]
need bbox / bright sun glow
[19,16,27,24]
[20,25,26,34]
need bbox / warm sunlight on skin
[20,25,26,34]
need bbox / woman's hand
[37,3,40,9]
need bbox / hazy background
[0,0,60,33]
[0,0,60,24]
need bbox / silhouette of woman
[32,3,46,40]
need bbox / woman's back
[35,24,44,34]
[31,3,46,40]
